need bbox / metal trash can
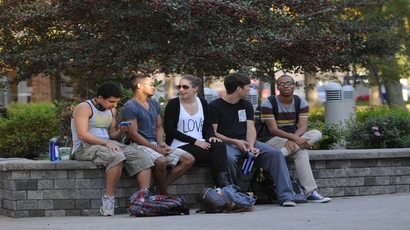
[204,87,218,103]
[343,85,356,123]
[324,82,344,125]
[246,88,258,108]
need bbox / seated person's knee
[183,154,195,166]
[154,157,167,169]
[109,152,126,165]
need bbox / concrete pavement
[1,193,409,230]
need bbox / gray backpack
[196,185,255,213]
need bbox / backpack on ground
[128,188,190,217]
[248,167,307,204]
[255,95,301,141]
[196,185,256,213]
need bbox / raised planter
[1,148,410,218]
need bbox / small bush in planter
[0,102,58,159]
[309,119,345,150]
[345,112,410,149]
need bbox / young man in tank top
[71,82,154,216]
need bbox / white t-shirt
[171,97,204,147]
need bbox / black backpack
[254,95,301,141]
[248,167,307,204]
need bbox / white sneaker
[100,195,115,216]
[281,200,296,207]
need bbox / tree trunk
[258,81,263,103]
[196,64,205,99]
[164,73,176,101]
[56,73,62,102]
[305,72,319,106]
[267,70,276,96]
[370,85,382,105]
[385,80,405,107]
[367,64,382,106]
[50,73,62,102]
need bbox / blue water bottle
[49,136,60,162]
[241,152,255,175]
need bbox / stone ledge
[3,148,410,171]
[309,148,410,160]
[0,159,102,171]
[1,148,410,217]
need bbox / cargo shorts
[74,140,154,177]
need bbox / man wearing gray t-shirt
[122,73,194,195]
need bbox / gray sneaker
[100,195,115,216]
[307,190,331,203]
[281,200,296,207]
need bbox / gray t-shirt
[122,98,161,142]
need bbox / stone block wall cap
[0,158,29,161]
[0,159,99,171]
[309,148,410,160]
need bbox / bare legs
[106,161,153,196]
[166,153,195,186]
[136,168,152,189]
[154,153,195,195]
[154,157,168,194]
[105,161,124,197]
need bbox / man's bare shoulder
[73,102,92,118]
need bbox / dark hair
[129,72,151,91]
[181,75,201,88]
[96,82,122,99]
[224,73,251,94]
[276,75,295,83]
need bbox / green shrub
[0,107,8,118]
[309,105,410,149]
[308,108,344,149]
[355,105,409,123]
[309,119,345,150]
[0,102,59,159]
[309,107,325,124]
[346,113,410,149]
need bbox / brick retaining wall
[1,148,410,218]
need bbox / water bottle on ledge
[241,152,255,175]
[49,136,60,162]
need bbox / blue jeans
[225,141,295,204]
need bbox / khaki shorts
[74,140,154,177]
[130,142,186,168]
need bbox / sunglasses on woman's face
[176,85,190,90]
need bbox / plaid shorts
[130,142,186,168]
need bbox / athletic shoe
[281,200,296,207]
[307,190,331,203]
[100,195,115,216]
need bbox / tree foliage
[0,0,407,96]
